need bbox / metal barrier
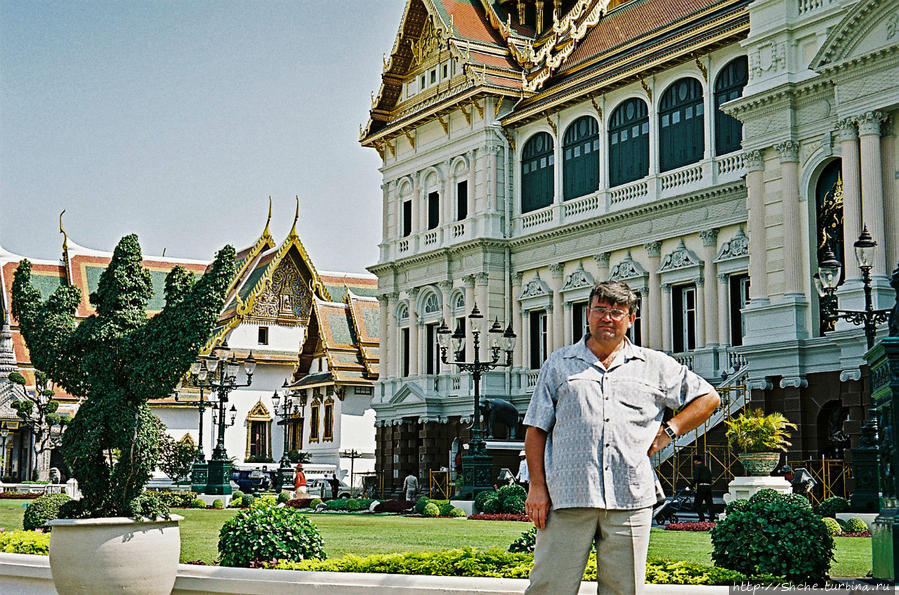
[429,470,454,500]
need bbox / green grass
[0,500,874,577]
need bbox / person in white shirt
[402,471,419,502]
[516,449,530,491]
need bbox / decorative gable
[249,255,313,325]
[518,271,553,313]
[609,252,646,281]
[714,227,750,276]
[246,400,271,421]
[658,240,703,285]
[812,0,899,70]
[560,262,594,303]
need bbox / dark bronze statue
[479,397,520,439]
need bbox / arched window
[563,116,599,200]
[424,292,440,314]
[608,98,649,187]
[323,397,334,442]
[521,132,554,213]
[714,56,748,155]
[659,78,704,172]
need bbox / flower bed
[0,530,50,555]
[664,521,716,531]
[373,499,414,513]
[468,513,530,522]
[0,492,42,499]
[837,532,871,538]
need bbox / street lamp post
[0,426,8,480]
[177,361,220,492]
[815,226,891,349]
[272,383,299,490]
[436,303,516,499]
[199,341,255,495]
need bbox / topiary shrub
[497,484,526,511]
[241,494,255,508]
[373,499,413,513]
[724,499,749,515]
[821,517,841,536]
[474,490,494,513]
[783,493,811,510]
[438,502,456,516]
[191,498,206,509]
[502,496,526,515]
[817,496,850,518]
[836,518,849,533]
[229,496,243,508]
[711,496,834,583]
[278,491,291,504]
[0,530,50,554]
[414,496,430,515]
[508,526,537,553]
[212,499,224,509]
[309,498,323,509]
[232,490,245,502]
[422,502,440,518]
[847,517,869,533]
[218,501,326,567]
[480,495,501,514]
[449,507,465,517]
[748,488,781,506]
[157,491,198,508]
[23,493,72,531]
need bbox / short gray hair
[588,281,639,313]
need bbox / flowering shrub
[0,492,41,499]
[664,521,716,531]
[468,513,530,522]
[0,530,50,555]
[218,501,325,567]
[838,531,871,537]
[286,498,314,509]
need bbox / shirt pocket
[556,374,603,421]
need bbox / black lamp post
[202,341,255,495]
[815,226,891,349]
[436,303,515,498]
[272,382,299,489]
[0,426,8,480]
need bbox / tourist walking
[692,455,714,522]
[328,473,340,499]
[402,470,418,502]
[293,462,307,496]
[516,449,530,492]
[523,281,720,594]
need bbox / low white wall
[0,553,730,594]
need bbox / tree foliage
[12,234,235,518]
[159,434,196,482]
[8,370,68,477]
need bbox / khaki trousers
[525,506,652,595]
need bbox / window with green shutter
[521,132,555,213]
[609,98,649,187]
[563,116,599,200]
[714,57,748,156]
[659,78,704,172]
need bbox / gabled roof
[346,289,381,378]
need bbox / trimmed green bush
[212,499,224,509]
[836,518,849,533]
[324,498,375,511]
[503,496,525,515]
[156,491,199,508]
[711,495,834,583]
[310,498,323,509]
[817,496,850,518]
[822,517,841,536]
[508,527,537,553]
[497,485,526,512]
[480,495,501,514]
[232,490,245,502]
[474,490,494,513]
[724,499,749,515]
[748,488,781,506]
[422,502,440,518]
[414,496,430,515]
[0,530,50,555]
[783,493,812,510]
[229,496,243,508]
[438,501,456,516]
[847,517,869,533]
[190,498,206,509]
[241,494,255,508]
[449,507,466,517]
[218,501,326,567]
[23,493,72,531]
[278,490,291,503]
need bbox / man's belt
[697,483,711,486]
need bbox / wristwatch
[661,421,677,439]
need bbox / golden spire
[59,209,68,253]
[289,195,299,237]
[263,196,272,237]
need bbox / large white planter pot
[47,514,182,594]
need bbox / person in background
[403,470,419,502]
[328,473,340,499]
[692,455,714,522]
[516,449,530,492]
[293,462,307,495]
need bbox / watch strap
[662,421,677,439]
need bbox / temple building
[0,203,380,483]
[360,0,898,494]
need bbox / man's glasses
[589,306,629,320]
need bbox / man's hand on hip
[647,425,673,456]
[526,484,552,529]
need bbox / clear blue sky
[0,1,406,273]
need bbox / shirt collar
[566,336,646,367]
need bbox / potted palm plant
[12,234,235,594]
[725,409,797,476]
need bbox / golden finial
[264,196,272,236]
[289,196,300,237]
[59,209,68,252]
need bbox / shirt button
[604,418,609,422]
[605,443,610,447]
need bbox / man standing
[402,470,418,502]
[328,473,340,500]
[692,456,714,522]
[523,281,720,594]
[516,449,530,492]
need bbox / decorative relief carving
[715,227,750,261]
[743,150,765,172]
[658,240,703,273]
[519,274,551,299]
[837,117,858,141]
[856,111,887,136]
[750,41,786,80]
[609,252,647,281]
[775,140,801,162]
[560,264,594,292]
[644,242,662,259]
[887,12,898,40]
[699,229,719,247]
[594,252,611,268]
[250,258,313,323]
[410,16,447,67]
[549,263,564,279]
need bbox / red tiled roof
[562,0,724,70]
[439,0,506,44]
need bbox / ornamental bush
[748,489,781,506]
[503,496,526,515]
[0,530,50,555]
[231,490,245,502]
[847,517,869,533]
[278,491,291,504]
[474,490,494,513]
[724,499,749,515]
[157,491,198,508]
[309,498,323,509]
[449,507,466,517]
[414,496,430,515]
[480,495,501,514]
[190,498,206,509]
[241,494,255,508]
[212,499,224,509]
[23,493,72,531]
[711,494,834,583]
[422,502,440,518]
[836,518,849,532]
[508,527,537,553]
[438,501,456,516]
[822,517,841,536]
[783,493,812,510]
[817,496,850,518]
[497,485,526,510]
[218,501,326,567]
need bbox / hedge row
[0,492,42,499]
[0,530,50,555]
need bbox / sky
[0,1,407,273]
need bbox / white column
[700,230,718,347]
[442,160,452,226]
[744,150,768,301]
[463,275,476,348]
[549,263,564,351]
[717,274,730,346]
[379,295,390,379]
[857,111,888,276]
[594,252,611,282]
[381,182,390,242]
[387,293,399,378]
[412,173,422,236]
[438,281,453,370]
[882,120,898,269]
[512,272,523,368]
[838,119,862,282]
[476,273,489,335]
[645,242,662,350]
[695,277,706,349]
[408,288,420,376]
[661,283,672,352]
[521,307,530,369]
[776,141,802,295]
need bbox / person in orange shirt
[294,463,307,494]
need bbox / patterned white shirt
[523,337,714,510]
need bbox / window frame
[562,115,600,201]
[658,77,705,172]
[714,56,748,156]
[608,98,649,187]
[521,132,555,214]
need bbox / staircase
[652,364,749,467]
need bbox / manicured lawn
[0,499,874,577]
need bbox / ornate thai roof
[308,297,371,385]
[346,289,381,378]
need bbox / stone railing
[452,222,465,238]
[525,370,539,392]
[562,193,599,218]
[798,0,836,15]
[671,351,695,370]
[521,206,555,229]
[424,230,438,246]
[398,239,410,254]
[659,163,703,192]
[608,179,649,205]
[716,152,744,176]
